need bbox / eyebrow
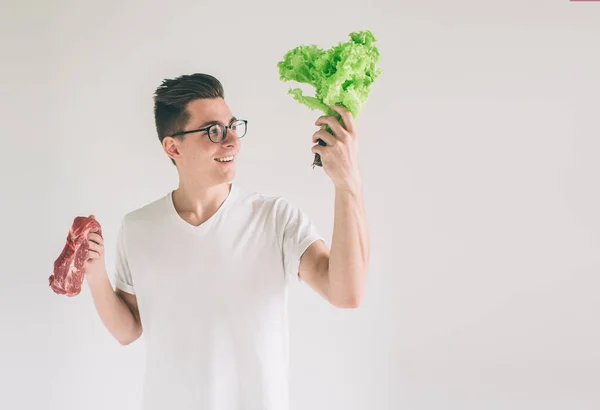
[197,116,237,129]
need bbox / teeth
[216,156,234,162]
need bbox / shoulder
[119,192,172,232]
[232,184,302,220]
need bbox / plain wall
[1,0,599,409]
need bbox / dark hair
[153,73,225,164]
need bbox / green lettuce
[277,30,382,120]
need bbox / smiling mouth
[215,155,235,163]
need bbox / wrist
[85,266,108,285]
[334,175,363,197]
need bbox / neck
[172,177,232,227]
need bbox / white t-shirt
[113,183,324,410]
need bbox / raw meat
[49,216,102,296]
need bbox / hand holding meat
[85,216,106,278]
[49,215,104,296]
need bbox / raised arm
[298,106,370,308]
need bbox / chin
[212,169,236,185]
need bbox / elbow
[327,266,367,309]
[335,300,361,309]
[118,337,136,346]
[117,326,142,346]
[331,292,363,309]
[328,280,366,309]
[117,334,138,346]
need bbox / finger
[312,143,326,157]
[88,241,102,254]
[330,106,356,135]
[315,116,349,141]
[87,249,100,260]
[88,232,103,246]
[312,128,336,146]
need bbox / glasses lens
[230,120,247,138]
[208,124,224,142]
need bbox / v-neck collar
[166,183,237,235]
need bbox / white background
[1,0,599,409]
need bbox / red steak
[49,216,102,296]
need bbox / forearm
[328,183,370,307]
[86,271,141,345]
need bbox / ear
[162,136,182,162]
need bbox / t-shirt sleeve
[277,198,325,280]
[113,216,136,294]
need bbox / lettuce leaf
[277,30,382,119]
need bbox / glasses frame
[171,119,248,143]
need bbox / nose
[222,128,240,148]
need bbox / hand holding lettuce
[277,30,382,167]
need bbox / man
[84,73,369,410]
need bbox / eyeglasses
[171,119,248,143]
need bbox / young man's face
[166,97,242,186]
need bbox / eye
[229,120,247,138]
